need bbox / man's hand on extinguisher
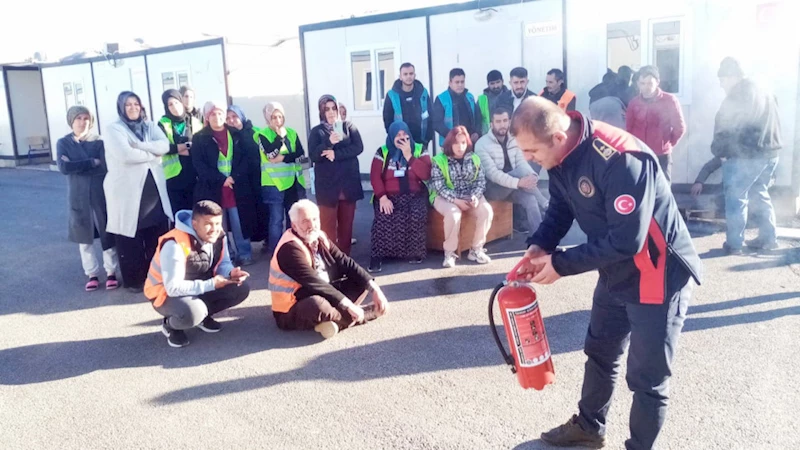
[516,245,546,280]
[516,245,560,284]
[529,254,561,285]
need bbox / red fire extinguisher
[489,258,555,390]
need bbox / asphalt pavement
[1,168,798,450]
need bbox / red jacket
[625,89,686,155]
[370,147,432,199]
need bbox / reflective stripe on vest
[159,116,202,180]
[268,229,330,313]
[257,127,306,191]
[387,87,429,141]
[143,229,225,308]
[437,90,476,145]
[477,94,490,135]
[429,152,481,204]
[539,89,576,111]
[216,131,234,177]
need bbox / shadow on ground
[149,311,591,405]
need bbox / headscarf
[202,101,226,122]
[66,105,99,142]
[385,120,415,165]
[161,89,186,122]
[317,94,338,128]
[227,105,247,123]
[263,101,286,134]
[116,91,147,141]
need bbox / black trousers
[167,184,196,216]
[115,221,170,288]
[273,277,373,331]
[577,277,692,450]
[154,282,250,330]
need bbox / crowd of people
[55,56,783,344]
[52,54,783,449]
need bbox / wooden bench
[426,200,513,254]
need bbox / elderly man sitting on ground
[269,199,388,338]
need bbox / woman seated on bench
[369,121,432,273]
[430,126,493,268]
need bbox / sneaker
[351,238,358,245]
[161,318,190,348]
[314,321,339,339]
[722,242,743,256]
[468,248,492,264]
[105,275,119,290]
[197,316,222,333]
[85,277,100,292]
[408,256,424,264]
[442,252,457,268]
[368,257,382,273]
[745,238,779,251]
[540,415,606,449]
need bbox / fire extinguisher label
[506,302,551,367]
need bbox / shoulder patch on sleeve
[592,137,618,161]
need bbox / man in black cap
[476,70,508,135]
[711,56,783,255]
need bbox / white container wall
[92,56,151,134]
[304,17,430,174]
[429,0,563,108]
[228,40,308,149]
[145,44,227,120]
[41,63,97,159]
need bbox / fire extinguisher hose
[488,281,517,374]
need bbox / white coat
[103,120,173,238]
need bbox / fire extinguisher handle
[506,257,531,282]
[488,282,517,371]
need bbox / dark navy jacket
[527,113,702,304]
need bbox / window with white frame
[63,81,85,109]
[161,70,190,91]
[607,17,689,99]
[348,47,397,113]
[650,20,681,94]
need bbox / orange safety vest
[268,229,330,313]
[540,89,576,111]
[143,229,226,307]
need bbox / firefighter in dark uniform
[512,97,702,450]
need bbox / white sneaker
[468,248,492,264]
[314,321,339,339]
[442,252,457,268]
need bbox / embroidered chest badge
[578,176,595,198]
[592,138,617,160]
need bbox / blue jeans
[262,186,285,257]
[577,279,692,450]
[722,157,778,248]
[224,207,252,261]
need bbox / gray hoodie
[160,210,234,298]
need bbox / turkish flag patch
[614,194,636,215]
